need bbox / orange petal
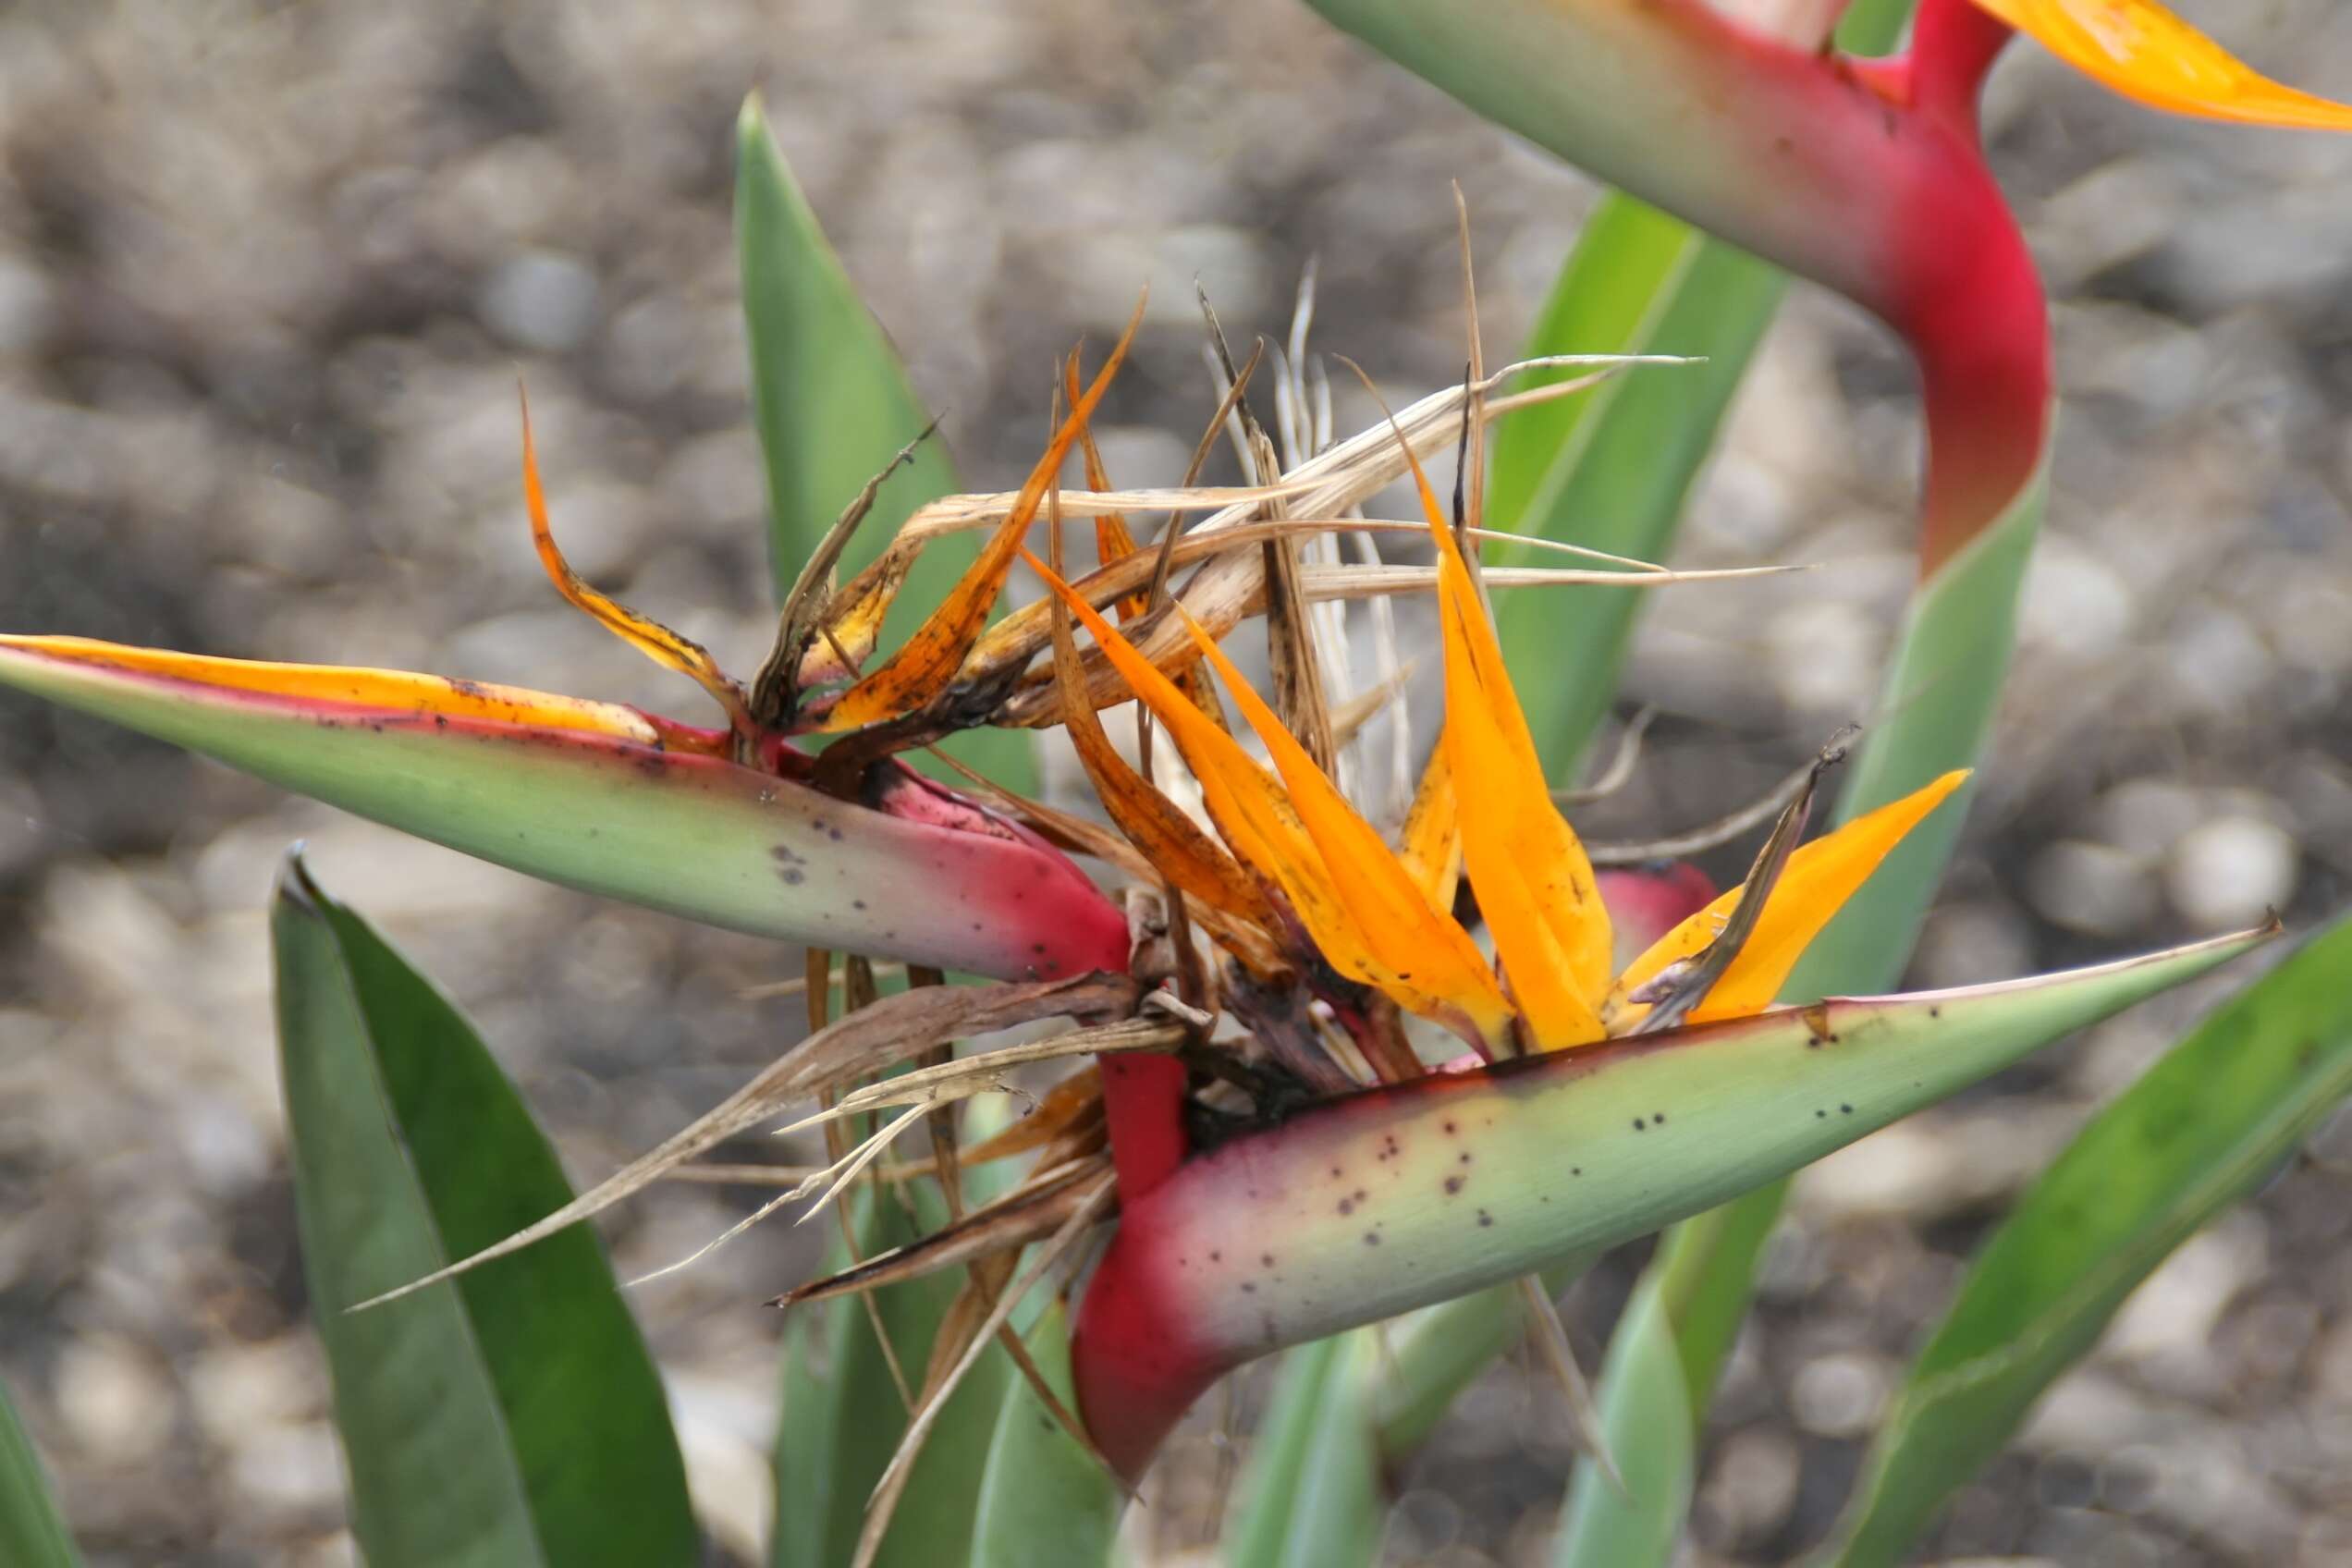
[1437,583,1605,1050]
[521,388,749,729]
[1390,411,1614,1044]
[1026,550,1512,1047]
[1044,553,1278,932]
[1178,607,1513,1037]
[1062,353,1152,623]
[1609,770,1970,1027]
[1975,0,2352,129]
[826,297,1145,730]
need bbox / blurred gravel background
[4,2,2352,1564]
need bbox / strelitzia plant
[5,4,2351,1567]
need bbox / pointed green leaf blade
[1818,912,2352,1567]
[0,1375,80,1568]
[735,93,956,622]
[273,856,696,1568]
[734,95,1035,791]
[1225,1335,1382,1568]
[968,1301,1121,1568]
[1550,1279,1695,1568]
[0,638,1120,981]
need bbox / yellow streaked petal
[521,389,750,730]
[1976,0,2352,129]
[0,633,673,744]
[1609,770,1970,1028]
[1178,608,1512,1034]
[1397,743,1463,913]
[826,298,1144,731]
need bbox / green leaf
[1818,912,2352,1566]
[271,853,695,1568]
[1549,1279,1695,1568]
[1225,1334,1382,1568]
[0,637,1121,983]
[968,1301,1121,1568]
[1491,195,1784,774]
[0,1375,80,1568]
[734,94,1035,791]
[773,1183,1011,1568]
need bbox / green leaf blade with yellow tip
[0,635,1126,983]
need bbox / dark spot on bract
[1654,1111,1666,1124]
[1841,1103,1854,1115]
[1209,1250,1221,1263]
[1337,1198,1354,1217]
[1633,1118,1646,1131]
[1817,1109,1828,1119]
[1476,1210,1493,1228]
[1363,1231,1380,1246]
[852,900,866,911]
[1458,1151,1472,1165]
[1241,1281,1256,1292]
[1444,1175,1464,1195]
[1261,1253,1275,1268]
[1571,1167,1581,1177]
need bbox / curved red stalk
[1885,1,2051,574]
[1102,1056,1190,1199]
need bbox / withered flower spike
[1582,749,1820,866]
[1517,1274,1625,1496]
[519,384,754,738]
[778,1157,1110,1307]
[1208,303,1340,779]
[850,1171,1120,1568]
[1552,705,1657,806]
[1627,734,1847,1035]
[753,417,941,728]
